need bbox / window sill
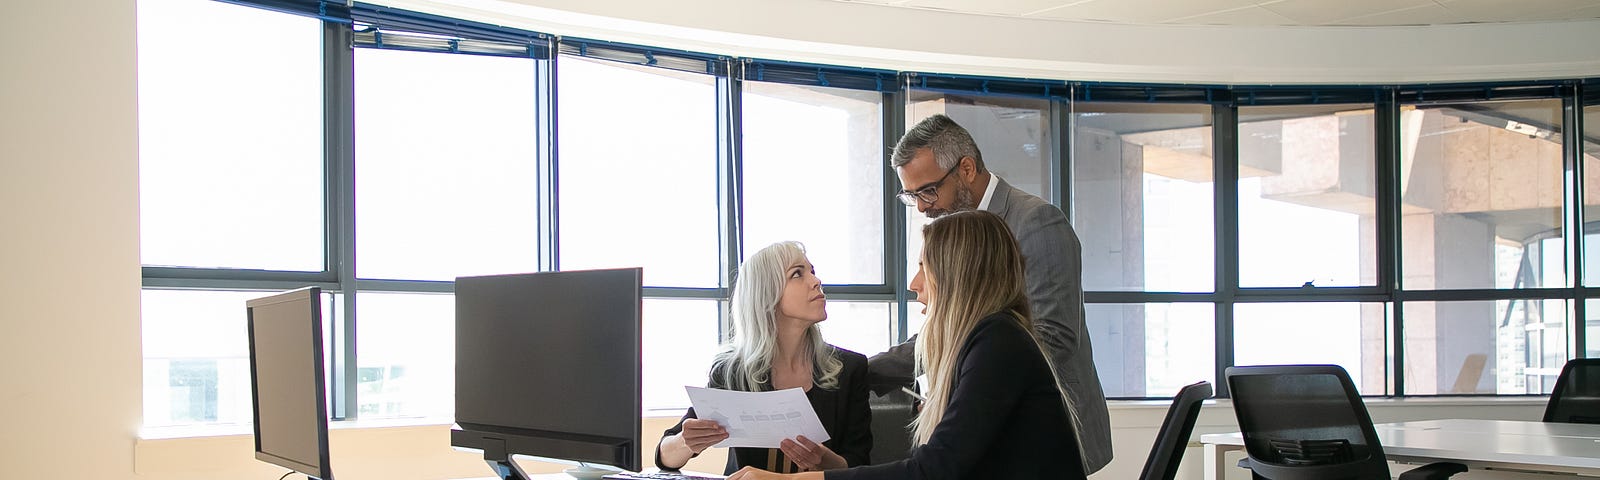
[139,416,456,441]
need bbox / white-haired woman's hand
[779,435,846,471]
[679,418,729,454]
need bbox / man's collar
[977,173,1002,211]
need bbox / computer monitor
[452,268,643,480]
[247,287,334,480]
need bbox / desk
[1199,419,1600,479]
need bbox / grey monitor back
[247,287,333,480]
[453,268,643,475]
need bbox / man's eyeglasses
[896,163,961,207]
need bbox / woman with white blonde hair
[728,211,1086,480]
[655,241,872,474]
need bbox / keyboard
[602,472,724,480]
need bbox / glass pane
[137,0,323,271]
[1403,300,1568,395]
[1586,299,1600,359]
[1074,103,1214,292]
[742,82,884,284]
[1238,105,1376,288]
[1400,100,1566,290]
[1087,303,1214,398]
[818,301,895,357]
[355,49,541,281]
[1583,103,1600,287]
[356,292,454,419]
[904,92,1053,293]
[557,57,719,288]
[643,299,720,412]
[142,289,333,427]
[1234,302,1388,394]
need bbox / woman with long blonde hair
[729,211,1085,480]
[655,241,873,474]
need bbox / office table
[1199,419,1600,479]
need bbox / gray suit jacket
[867,176,1112,473]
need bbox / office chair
[1226,365,1466,480]
[1545,358,1600,424]
[866,387,917,464]
[1138,381,1212,480]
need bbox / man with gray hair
[869,113,1112,473]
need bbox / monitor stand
[486,458,535,480]
[478,439,535,480]
[564,463,618,480]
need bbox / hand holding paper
[685,386,831,449]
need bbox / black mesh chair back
[1226,365,1466,480]
[1226,365,1389,480]
[1545,358,1600,424]
[1138,381,1212,480]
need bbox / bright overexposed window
[355,292,455,419]
[643,299,721,411]
[1234,302,1383,394]
[1403,299,1567,395]
[1238,104,1376,288]
[137,0,324,271]
[143,289,335,427]
[354,49,543,281]
[1073,103,1215,293]
[556,56,719,288]
[742,82,884,285]
[1086,303,1214,397]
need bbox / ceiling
[836,0,1600,26]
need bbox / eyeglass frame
[896,161,964,207]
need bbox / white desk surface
[1200,419,1600,477]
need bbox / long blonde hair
[714,241,843,391]
[912,211,1034,445]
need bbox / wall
[0,0,141,478]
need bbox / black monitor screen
[453,268,642,474]
[247,287,332,480]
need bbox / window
[1403,300,1567,394]
[818,302,897,358]
[142,289,334,426]
[1086,303,1215,397]
[1582,101,1600,290]
[1074,103,1215,293]
[742,82,885,285]
[354,49,542,281]
[1234,302,1387,394]
[1399,100,1566,290]
[1238,104,1376,288]
[642,300,721,411]
[354,292,454,418]
[556,56,720,288]
[137,0,324,271]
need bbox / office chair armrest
[1396,462,1467,480]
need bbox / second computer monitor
[247,287,333,480]
[453,268,643,477]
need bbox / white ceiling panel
[1439,0,1600,23]
[830,0,1600,25]
[1262,0,1436,24]
[1031,0,1265,23]
[902,0,1081,17]
[1168,5,1298,25]
[1335,4,1466,26]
